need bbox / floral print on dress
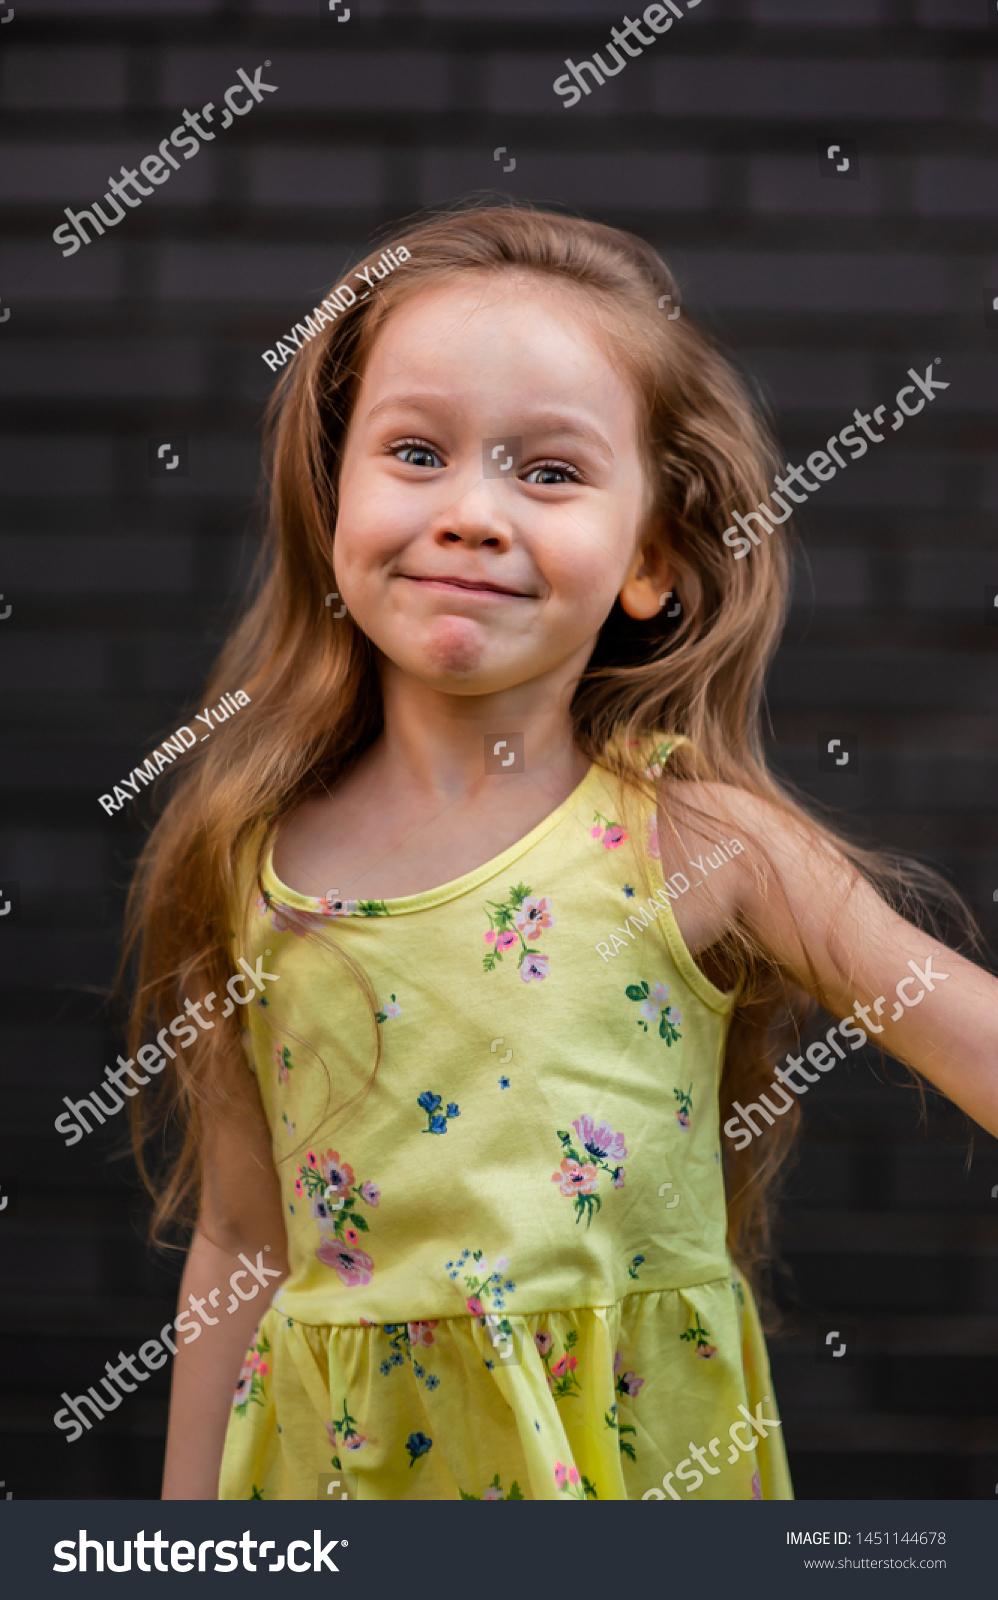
[674,1082,693,1129]
[379,1323,441,1393]
[642,740,677,780]
[680,1310,717,1360]
[627,980,682,1044]
[536,1327,581,1399]
[445,1249,516,1315]
[751,1468,762,1500]
[326,1398,366,1454]
[256,886,388,934]
[482,883,553,981]
[460,1474,525,1500]
[591,809,627,849]
[552,1116,626,1227]
[554,1461,597,1499]
[375,993,400,1023]
[232,1330,270,1415]
[405,1431,432,1468]
[294,1147,380,1286]
[627,1254,645,1280]
[417,1091,459,1134]
[275,1044,292,1085]
[604,1402,637,1463]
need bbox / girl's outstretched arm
[722,787,998,1139]
[161,1055,288,1500]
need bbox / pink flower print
[602,825,626,849]
[676,1109,690,1130]
[534,1331,553,1357]
[515,896,554,942]
[317,893,359,918]
[380,996,401,1020]
[751,1469,762,1500]
[293,1177,304,1197]
[696,1344,717,1360]
[485,929,496,944]
[325,1421,338,1449]
[590,825,603,840]
[496,930,518,953]
[613,1350,622,1376]
[617,1370,644,1397]
[567,1466,581,1486]
[666,1005,682,1028]
[344,1227,359,1245]
[343,1431,366,1451]
[467,1295,484,1315]
[483,1485,504,1500]
[316,1241,375,1287]
[520,953,549,983]
[639,998,660,1023]
[613,1167,626,1189]
[361,1181,380,1207]
[233,1359,254,1406]
[550,1353,578,1378]
[255,1361,269,1378]
[495,1256,510,1272]
[553,1461,568,1490]
[320,1151,355,1194]
[306,1150,317,1168]
[552,1157,598,1197]
[645,814,661,860]
[649,982,670,1006]
[573,1116,627,1164]
[408,1321,438,1348]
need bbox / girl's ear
[618,531,678,621]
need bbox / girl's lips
[400,575,530,599]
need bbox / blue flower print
[425,1374,440,1392]
[418,1091,460,1135]
[499,1076,510,1090]
[406,1431,433,1467]
[623,884,635,898]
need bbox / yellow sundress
[217,737,793,1502]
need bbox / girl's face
[333,273,669,699]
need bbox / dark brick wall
[0,0,996,1501]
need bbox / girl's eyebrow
[366,395,615,462]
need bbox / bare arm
[706,785,998,1137]
[161,1054,288,1500]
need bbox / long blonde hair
[119,200,977,1306]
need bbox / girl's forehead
[360,273,642,418]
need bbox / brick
[0,535,196,593]
[748,156,882,216]
[426,0,619,15]
[915,159,998,216]
[248,145,385,208]
[744,351,874,411]
[0,636,108,694]
[420,148,712,211]
[652,58,947,120]
[0,242,123,302]
[814,451,946,508]
[770,649,996,712]
[0,143,217,204]
[0,49,126,112]
[0,437,115,495]
[490,53,623,117]
[0,342,206,399]
[664,249,953,314]
[790,549,872,608]
[916,0,987,27]
[749,0,885,22]
[156,241,360,301]
[161,49,447,113]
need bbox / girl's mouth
[399,574,531,599]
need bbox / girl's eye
[390,439,443,470]
[522,461,582,486]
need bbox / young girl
[126,204,997,1502]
